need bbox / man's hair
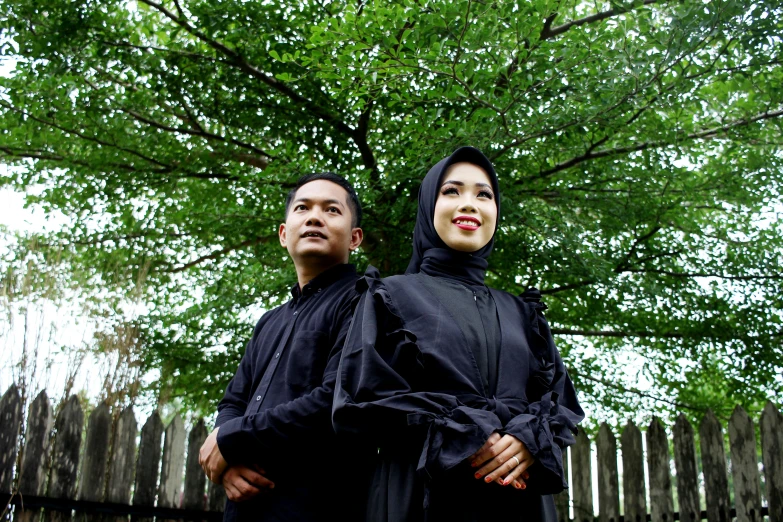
[284,172,362,228]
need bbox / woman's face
[433,162,497,253]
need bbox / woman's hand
[469,433,534,489]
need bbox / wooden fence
[0,385,224,521]
[0,384,782,522]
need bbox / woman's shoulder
[357,266,419,292]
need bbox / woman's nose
[459,201,478,213]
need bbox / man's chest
[244,301,338,412]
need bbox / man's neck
[295,259,347,290]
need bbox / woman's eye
[441,187,459,196]
[479,190,494,200]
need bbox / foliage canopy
[1,0,782,423]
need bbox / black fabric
[333,147,583,521]
[215,263,370,522]
[417,273,500,395]
[406,146,500,286]
[333,269,584,521]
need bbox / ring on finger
[511,456,521,467]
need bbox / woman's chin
[442,238,490,253]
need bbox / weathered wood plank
[132,412,164,522]
[597,423,620,522]
[183,420,208,511]
[77,403,111,504]
[74,402,111,522]
[46,395,84,522]
[673,414,700,522]
[15,391,53,522]
[761,401,783,522]
[572,429,594,522]
[106,407,137,506]
[621,421,646,522]
[554,446,570,522]
[699,410,731,522]
[647,417,673,522]
[158,414,186,509]
[728,406,762,522]
[0,384,23,493]
[207,481,226,513]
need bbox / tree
[1,0,781,423]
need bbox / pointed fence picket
[132,411,164,522]
[646,418,673,522]
[45,395,84,522]
[597,422,621,522]
[673,413,700,522]
[0,385,780,522]
[14,391,52,522]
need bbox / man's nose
[305,211,324,226]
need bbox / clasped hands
[199,428,275,502]
[468,432,535,490]
[200,428,533,501]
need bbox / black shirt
[215,263,365,521]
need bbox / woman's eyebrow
[441,180,493,191]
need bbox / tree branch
[623,268,783,281]
[167,236,274,273]
[354,98,376,171]
[540,0,662,41]
[137,0,362,149]
[552,328,685,338]
[524,107,783,182]
[0,99,170,170]
[570,368,709,413]
[121,109,271,167]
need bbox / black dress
[333,267,584,522]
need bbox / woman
[333,147,584,521]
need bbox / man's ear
[349,227,363,251]
[279,223,287,248]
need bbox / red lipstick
[452,216,480,231]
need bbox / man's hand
[199,428,228,484]
[468,433,534,489]
[222,465,275,502]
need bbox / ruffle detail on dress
[521,288,557,399]
[358,266,425,382]
[357,266,404,321]
[501,391,580,491]
[407,406,503,508]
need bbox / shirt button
[256,395,261,401]
[317,288,322,293]
[293,311,298,316]
[275,352,280,358]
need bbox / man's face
[279,179,362,266]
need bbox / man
[199,172,368,521]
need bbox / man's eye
[295,204,307,211]
[441,187,459,196]
[327,207,341,213]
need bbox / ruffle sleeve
[500,289,584,494]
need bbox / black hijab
[405,146,500,286]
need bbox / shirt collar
[290,263,357,301]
